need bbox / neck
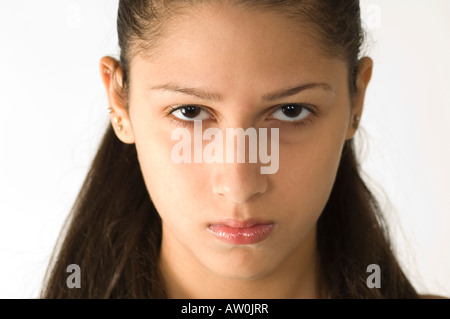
[158,224,320,299]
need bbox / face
[108,4,363,281]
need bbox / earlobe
[107,107,136,144]
[100,56,135,144]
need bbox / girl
[40,0,437,298]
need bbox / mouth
[207,219,274,245]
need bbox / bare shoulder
[419,294,449,299]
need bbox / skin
[100,3,373,298]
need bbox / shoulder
[419,294,449,299]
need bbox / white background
[0,0,449,298]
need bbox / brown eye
[272,104,311,122]
[281,104,303,118]
[170,105,210,121]
[179,106,201,118]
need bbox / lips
[208,220,274,245]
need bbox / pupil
[181,106,200,118]
[283,104,302,117]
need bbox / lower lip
[208,223,274,245]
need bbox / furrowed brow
[150,82,333,102]
[261,83,334,102]
[150,83,223,101]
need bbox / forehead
[130,3,346,94]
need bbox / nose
[212,161,268,204]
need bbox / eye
[170,105,211,122]
[271,104,313,122]
[166,103,317,129]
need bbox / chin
[204,246,283,281]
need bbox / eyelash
[165,104,318,129]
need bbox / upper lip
[208,219,274,228]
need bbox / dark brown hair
[40,0,419,298]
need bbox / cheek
[133,123,209,227]
[281,142,340,203]
[275,121,347,227]
[273,148,335,238]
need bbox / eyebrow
[149,82,333,102]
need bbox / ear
[345,57,373,140]
[99,56,135,144]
